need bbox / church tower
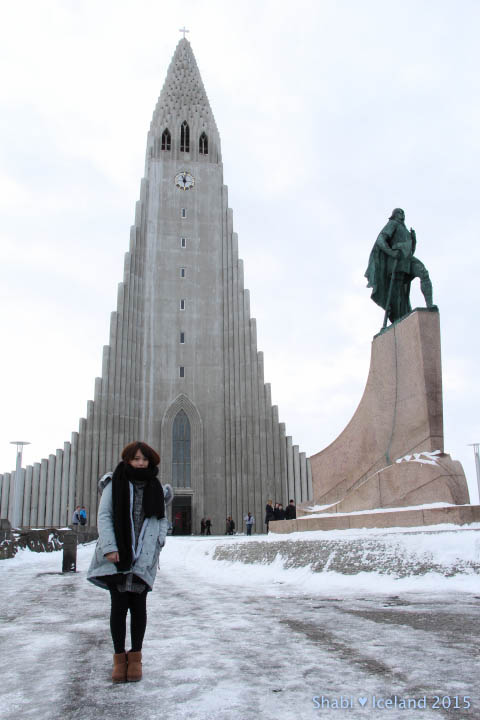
[0,39,312,534]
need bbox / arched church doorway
[172,495,192,535]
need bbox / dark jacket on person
[273,507,285,521]
[284,503,296,520]
[265,504,275,523]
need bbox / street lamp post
[10,441,30,528]
[468,443,480,503]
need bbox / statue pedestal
[303,309,470,524]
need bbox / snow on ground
[1,529,479,720]
[300,502,468,518]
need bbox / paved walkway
[1,538,479,719]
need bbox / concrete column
[231,237,241,525]
[119,254,131,451]
[306,458,313,502]
[249,319,262,531]
[272,405,281,502]
[226,216,236,520]
[293,445,301,506]
[264,384,275,502]
[30,462,40,526]
[0,475,3,513]
[83,401,94,524]
[221,187,232,520]
[237,262,248,519]
[7,474,14,522]
[300,451,308,502]
[256,352,268,515]
[38,459,48,526]
[60,442,71,526]
[106,312,118,472]
[131,226,141,438]
[135,181,148,440]
[76,418,87,509]
[11,465,25,526]
[112,284,125,464]
[52,449,63,526]
[22,466,33,526]
[286,436,295,501]
[68,432,78,519]
[1,473,10,519]
[243,290,255,522]
[90,379,102,525]
[125,238,135,443]
[98,346,110,479]
[45,454,56,526]
[279,423,288,503]
[132,225,144,441]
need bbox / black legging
[109,587,148,654]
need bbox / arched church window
[161,128,171,151]
[172,410,191,487]
[180,121,190,152]
[199,132,208,155]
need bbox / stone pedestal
[307,309,470,520]
[62,531,77,573]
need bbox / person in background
[87,441,172,683]
[205,518,212,535]
[201,518,206,535]
[265,500,275,533]
[244,512,255,536]
[79,506,87,525]
[228,516,235,535]
[72,506,81,526]
[284,499,296,520]
[275,503,286,521]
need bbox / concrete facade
[0,39,311,533]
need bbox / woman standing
[87,441,172,683]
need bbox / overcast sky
[1,0,479,502]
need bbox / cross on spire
[179,26,189,40]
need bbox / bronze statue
[365,208,436,326]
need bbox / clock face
[175,171,195,190]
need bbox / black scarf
[111,461,165,571]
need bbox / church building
[0,39,312,534]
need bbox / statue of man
[365,208,436,324]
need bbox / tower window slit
[179,366,185,378]
[180,267,186,278]
[161,128,171,151]
[180,121,190,152]
[180,331,185,344]
[199,132,208,155]
[181,237,186,248]
[180,299,185,310]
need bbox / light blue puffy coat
[87,479,172,591]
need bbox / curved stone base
[269,504,480,534]
[309,309,470,513]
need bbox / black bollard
[62,531,77,572]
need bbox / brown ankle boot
[112,652,127,683]
[127,651,142,682]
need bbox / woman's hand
[105,551,119,563]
